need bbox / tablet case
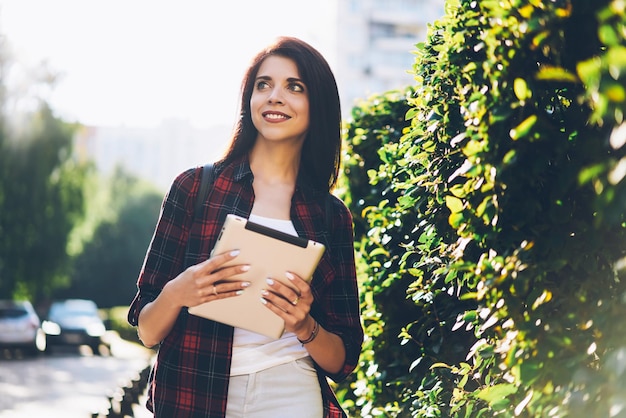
[187,214,326,338]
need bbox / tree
[0,104,88,300]
[56,167,163,308]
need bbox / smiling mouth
[262,111,290,121]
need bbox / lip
[262,111,291,122]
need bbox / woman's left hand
[262,271,346,374]
[261,272,313,337]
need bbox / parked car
[0,300,47,356]
[43,299,107,354]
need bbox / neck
[249,142,301,185]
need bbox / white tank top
[229,214,310,376]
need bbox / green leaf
[460,292,478,300]
[599,24,620,46]
[578,163,607,185]
[431,362,452,370]
[502,149,517,164]
[446,195,464,213]
[576,58,602,85]
[475,383,517,404]
[510,115,538,140]
[513,78,532,101]
[449,212,465,228]
[459,373,469,388]
[368,247,390,257]
[536,66,579,83]
[463,310,477,321]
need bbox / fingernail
[236,290,244,296]
[260,297,267,305]
[241,281,251,288]
[285,272,295,281]
[266,278,274,285]
[241,265,250,272]
[261,289,269,296]
[230,250,240,257]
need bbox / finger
[261,286,307,315]
[211,264,250,283]
[264,278,300,304]
[260,291,307,327]
[211,279,251,296]
[284,272,310,295]
[260,291,291,316]
[264,277,312,314]
[197,249,241,273]
[285,272,315,306]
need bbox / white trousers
[225,357,323,418]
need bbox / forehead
[256,55,301,79]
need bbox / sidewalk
[0,332,153,418]
[99,332,155,418]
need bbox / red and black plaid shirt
[128,155,363,418]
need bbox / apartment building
[335,0,444,117]
[74,120,231,191]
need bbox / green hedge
[340,0,626,416]
[104,306,141,344]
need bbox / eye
[256,80,270,90]
[288,82,305,93]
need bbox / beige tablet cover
[187,214,326,339]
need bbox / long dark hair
[219,36,342,191]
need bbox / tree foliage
[0,104,88,300]
[56,167,163,308]
[340,0,626,416]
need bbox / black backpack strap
[193,163,215,221]
[325,193,333,234]
[184,163,216,268]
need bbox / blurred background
[3,0,443,189]
[0,2,442,415]
[0,0,444,312]
[3,1,624,417]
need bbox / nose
[268,87,284,104]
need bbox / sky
[0,0,337,128]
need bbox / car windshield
[0,307,28,319]
[49,301,98,317]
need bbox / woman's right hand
[163,249,251,309]
[137,249,250,347]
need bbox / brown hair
[219,36,342,191]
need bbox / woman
[128,36,363,418]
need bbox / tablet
[187,214,326,339]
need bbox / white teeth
[265,113,288,120]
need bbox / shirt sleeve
[127,168,200,326]
[315,195,364,383]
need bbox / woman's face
[250,55,310,147]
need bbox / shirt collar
[225,154,327,200]
[231,155,253,183]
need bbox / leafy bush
[341,0,626,416]
[338,89,434,416]
[104,306,141,343]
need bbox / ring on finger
[291,296,300,306]
[213,285,219,296]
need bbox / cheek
[249,93,262,111]
[301,103,311,123]
[249,96,263,121]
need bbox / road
[0,332,154,418]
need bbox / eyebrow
[255,75,306,84]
